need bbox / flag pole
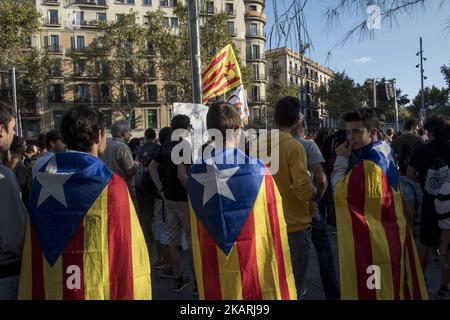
[188,0,202,104]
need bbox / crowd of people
[0,97,449,300]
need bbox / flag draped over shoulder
[187,148,296,300]
[334,141,428,300]
[202,44,242,104]
[19,152,151,300]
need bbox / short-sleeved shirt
[102,138,135,191]
[153,138,192,202]
[294,136,325,169]
[409,139,450,194]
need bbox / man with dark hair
[31,130,66,180]
[149,114,195,294]
[392,119,423,228]
[333,107,427,300]
[373,107,386,141]
[269,96,314,299]
[135,128,160,245]
[19,106,151,300]
[408,115,450,300]
[0,101,27,300]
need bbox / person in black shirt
[149,115,195,294]
[408,115,450,300]
[135,128,159,245]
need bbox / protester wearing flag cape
[186,102,297,300]
[332,107,428,300]
[19,106,151,300]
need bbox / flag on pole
[334,141,428,300]
[227,84,249,119]
[19,153,152,300]
[188,148,297,300]
[202,44,242,104]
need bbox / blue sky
[264,0,450,101]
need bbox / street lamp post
[416,37,427,123]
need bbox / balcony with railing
[270,67,281,74]
[200,7,217,16]
[46,45,63,54]
[76,19,101,28]
[251,74,268,82]
[43,17,61,27]
[68,0,108,9]
[43,0,61,5]
[67,47,86,54]
[245,31,266,40]
[247,53,265,61]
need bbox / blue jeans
[0,276,19,300]
[311,211,340,300]
[288,228,311,299]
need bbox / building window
[97,12,107,22]
[53,110,64,130]
[143,0,151,5]
[249,23,257,36]
[147,61,156,77]
[123,62,133,77]
[273,76,279,85]
[226,3,234,14]
[48,84,63,103]
[116,14,124,21]
[48,10,59,24]
[159,0,168,7]
[75,84,90,102]
[249,5,257,11]
[47,35,60,52]
[165,85,177,102]
[252,64,259,79]
[170,17,178,28]
[147,85,157,101]
[74,60,86,75]
[99,84,111,102]
[50,60,62,76]
[206,1,214,13]
[143,15,149,25]
[251,44,260,59]
[251,86,260,102]
[72,36,85,52]
[169,0,177,7]
[130,109,136,129]
[148,110,157,128]
[227,21,235,34]
[121,84,135,103]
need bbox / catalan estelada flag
[18,152,151,300]
[202,44,242,104]
[187,148,297,300]
[334,141,428,300]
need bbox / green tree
[410,86,449,117]
[316,71,364,119]
[442,62,450,89]
[81,13,150,116]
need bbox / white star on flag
[191,164,240,205]
[36,156,74,208]
[374,141,393,165]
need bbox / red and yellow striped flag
[334,141,428,300]
[18,153,151,300]
[202,44,242,104]
[188,148,297,300]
